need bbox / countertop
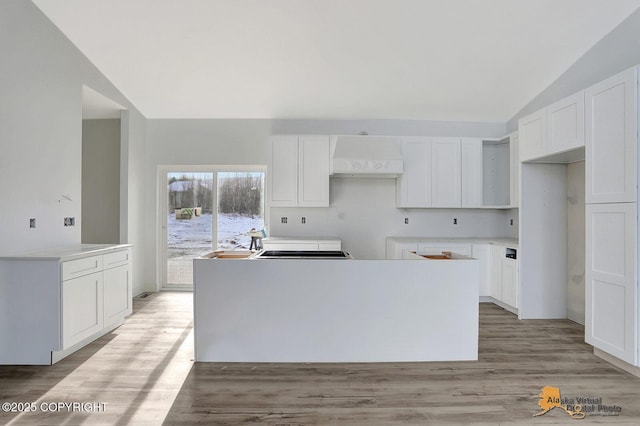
[0,244,132,261]
[386,237,519,248]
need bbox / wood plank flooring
[1,292,639,425]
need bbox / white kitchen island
[194,255,479,363]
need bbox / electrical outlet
[404,217,409,225]
[29,218,36,229]
[510,218,514,226]
[301,217,306,224]
[281,217,287,224]
[64,217,75,226]
[453,218,458,225]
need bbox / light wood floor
[1,292,639,425]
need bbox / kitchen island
[194,254,479,363]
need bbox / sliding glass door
[161,167,265,289]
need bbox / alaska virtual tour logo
[533,386,622,419]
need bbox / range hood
[330,135,403,178]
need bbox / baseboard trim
[51,320,125,364]
[594,348,640,378]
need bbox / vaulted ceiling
[33,0,640,122]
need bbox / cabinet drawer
[62,255,103,281]
[103,249,131,269]
[318,242,341,251]
[417,243,472,256]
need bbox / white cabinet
[472,244,491,297]
[585,203,637,365]
[385,240,419,259]
[269,136,298,206]
[585,67,637,204]
[103,264,132,326]
[461,138,483,208]
[62,271,103,349]
[548,91,585,154]
[0,246,133,365]
[269,135,330,207]
[487,244,518,310]
[431,137,462,207]
[262,238,341,251]
[501,258,518,309]
[489,245,503,300]
[519,91,585,163]
[417,243,471,256]
[519,109,547,161]
[396,137,432,207]
[396,137,461,208]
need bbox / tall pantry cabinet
[584,66,638,366]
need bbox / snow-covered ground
[167,212,263,259]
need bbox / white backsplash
[270,178,518,259]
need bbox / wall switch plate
[29,218,36,228]
[281,217,287,224]
[64,217,75,226]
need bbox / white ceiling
[33,0,640,122]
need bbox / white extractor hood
[330,135,403,178]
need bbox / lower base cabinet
[501,258,518,308]
[0,245,132,365]
[62,272,104,349]
[104,264,132,326]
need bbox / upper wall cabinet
[585,67,637,204]
[461,138,483,208]
[269,135,330,207]
[519,91,585,163]
[519,109,547,161]
[396,137,463,208]
[431,137,462,207]
[397,136,512,209]
[548,92,585,154]
[396,137,432,207]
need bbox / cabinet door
[104,264,132,325]
[62,272,103,349]
[461,138,483,208]
[585,203,637,364]
[472,244,491,297]
[547,91,585,154]
[431,138,461,207]
[509,133,520,208]
[489,245,503,300]
[269,136,299,207]
[585,67,637,204]
[519,108,547,162]
[396,138,431,207]
[298,135,330,207]
[501,258,518,308]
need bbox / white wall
[82,119,120,244]
[567,161,585,324]
[0,1,146,293]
